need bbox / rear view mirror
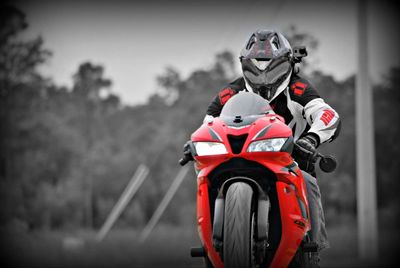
[319,155,337,173]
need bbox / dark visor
[242,60,291,86]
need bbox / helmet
[240,30,293,101]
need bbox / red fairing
[192,114,311,267]
[197,177,224,268]
[269,181,309,268]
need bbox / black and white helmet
[240,30,293,101]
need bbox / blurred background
[1,0,399,267]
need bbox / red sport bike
[179,92,336,268]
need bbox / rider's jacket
[206,74,341,145]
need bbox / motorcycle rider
[202,29,341,265]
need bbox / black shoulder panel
[206,77,245,117]
[288,75,320,107]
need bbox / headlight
[247,138,287,152]
[194,142,228,156]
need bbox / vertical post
[356,0,378,260]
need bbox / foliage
[285,25,319,73]
[373,67,400,214]
[1,6,399,232]
[0,6,51,92]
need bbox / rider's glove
[293,134,319,173]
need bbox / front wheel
[223,182,254,268]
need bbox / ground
[0,222,398,268]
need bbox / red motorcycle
[180,92,336,268]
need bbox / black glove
[293,134,319,173]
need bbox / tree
[212,51,237,81]
[0,5,52,191]
[284,25,319,73]
[373,67,400,224]
[0,6,51,94]
[156,66,181,105]
[71,62,113,227]
[72,62,112,101]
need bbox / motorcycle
[179,92,336,268]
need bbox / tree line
[1,5,399,232]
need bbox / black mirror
[319,155,337,173]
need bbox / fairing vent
[228,134,248,154]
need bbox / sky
[14,0,400,105]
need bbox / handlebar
[179,154,192,166]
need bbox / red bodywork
[192,114,311,268]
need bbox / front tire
[223,182,254,268]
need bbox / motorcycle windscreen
[220,92,274,126]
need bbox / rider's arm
[206,87,238,118]
[289,78,341,145]
[304,98,341,144]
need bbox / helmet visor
[242,59,291,87]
